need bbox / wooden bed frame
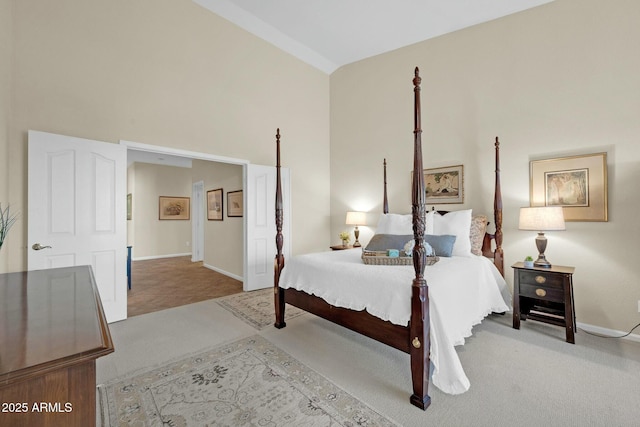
[273,67,503,410]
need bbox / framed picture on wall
[418,164,464,204]
[530,152,608,221]
[227,190,243,217]
[159,196,190,220]
[207,188,223,221]
[127,193,132,220]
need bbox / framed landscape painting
[530,152,607,221]
[227,190,243,217]
[421,165,464,204]
[159,196,190,220]
[207,188,223,221]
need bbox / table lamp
[519,206,565,268]
[345,211,366,247]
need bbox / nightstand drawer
[520,284,564,302]
[518,270,564,289]
[519,283,564,303]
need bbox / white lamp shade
[519,207,566,231]
[345,211,366,226]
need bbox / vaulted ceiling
[194,0,554,74]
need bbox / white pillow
[376,213,412,234]
[376,211,435,235]
[432,209,472,257]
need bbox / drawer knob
[535,288,547,297]
[535,275,546,284]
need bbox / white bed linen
[278,248,511,395]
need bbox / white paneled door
[245,164,290,291]
[28,131,128,323]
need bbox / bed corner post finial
[274,128,286,329]
[275,129,283,256]
[493,136,504,276]
[410,67,431,411]
[411,68,425,280]
[383,158,389,214]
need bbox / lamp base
[534,256,552,268]
[534,232,552,268]
[353,226,361,247]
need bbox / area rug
[216,288,306,330]
[98,335,398,427]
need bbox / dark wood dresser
[0,266,114,426]
[512,262,576,343]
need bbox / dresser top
[0,266,114,383]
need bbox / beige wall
[191,160,243,278]
[128,163,193,259]
[330,0,640,332]
[3,0,330,272]
[4,0,638,333]
[0,0,13,271]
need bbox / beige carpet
[98,334,398,426]
[216,288,306,330]
[98,294,640,427]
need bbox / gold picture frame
[530,152,608,221]
[419,164,464,204]
[159,196,190,220]
[207,188,223,221]
[227,190,243,217]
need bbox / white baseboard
[504,311,640,343]
[132,253,192,261]
[576,321,640,343]
[203,263,243,282]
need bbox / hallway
[127,256,243,317]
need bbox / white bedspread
[278,248,511,395]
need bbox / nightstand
[330,245,354,250]
[512,262,576,344]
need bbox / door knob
[32,243,52,250]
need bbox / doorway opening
[123,140,248,316]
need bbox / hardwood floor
[127,256,243,317]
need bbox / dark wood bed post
[409,67,431,410]
[274,128,286,329]
[493,137,504,276]
[383,159,389,214]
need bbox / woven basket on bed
[361,250,439,266]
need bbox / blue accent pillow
[424,234,457,257]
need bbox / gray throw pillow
[365,234,413,251]
[424,234,457,257]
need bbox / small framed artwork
[227,190,243,217]
[530,152,608,221]
[419,164,464,204]
[127,193,132,220]
[159,196,190,220]
[207,188,223,221]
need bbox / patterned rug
[98,335,398,427]
[216,288,306,330]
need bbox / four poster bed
[273,68,509,410]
